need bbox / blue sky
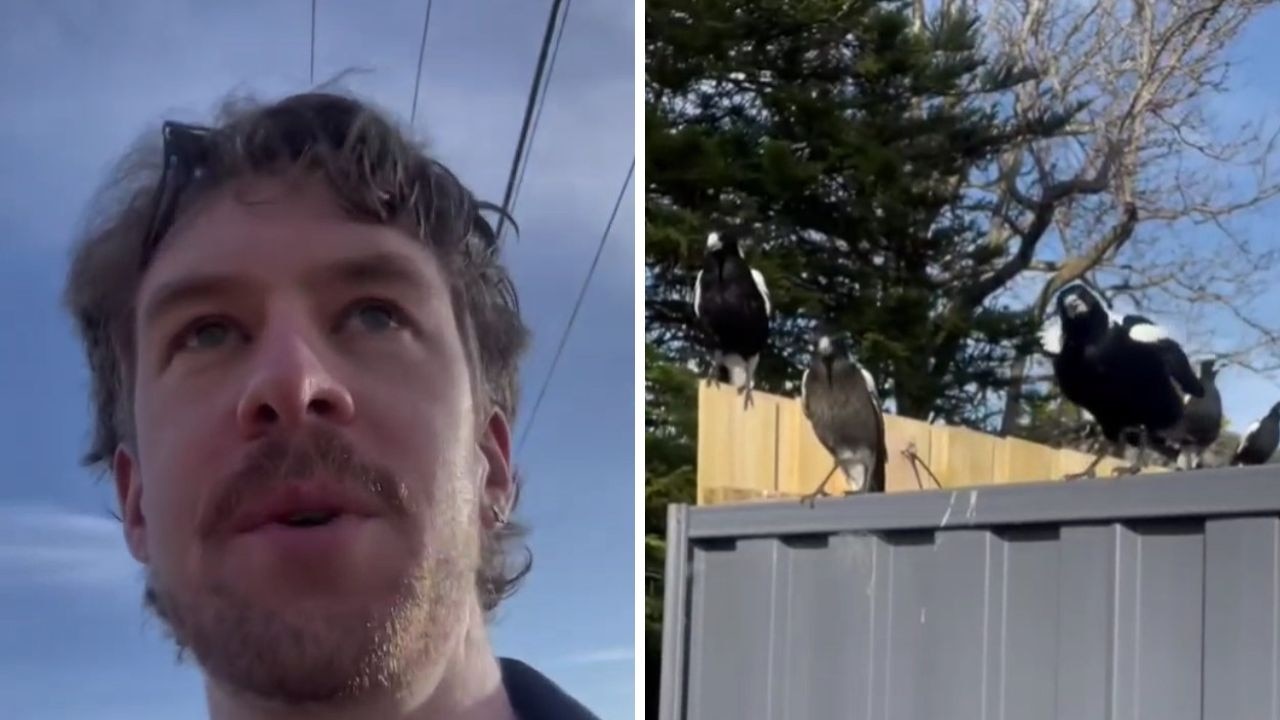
[0,1,634,718]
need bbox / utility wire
[508,0,573,216]
[409,0,435,126]
[516,159,635,456]
[494,0,566,242]
[309,0,317,85]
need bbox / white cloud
[0,504,140,592]
[555,645,634,666]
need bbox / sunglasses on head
[141,121,214,267]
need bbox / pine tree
[646,0,1081,422]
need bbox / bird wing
[1038,317,1063,356]
[860,367,880,408]
[1124,315,1170,343]
[693,270,704,318]
[1124,315,1205,397]
[750,268,771,316]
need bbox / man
[62,91,600,719]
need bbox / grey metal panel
[1110,524,1141,719]
[658,504,690,720]
[995,527,1061,720]
[1203,516,1280,719]
[684,538,778,719]
[1115,522,1206,720]
[1143,523,1205,720]
[660,470,1280,720]
[880,532,934,720]
[1055,524,1117,720]
[916,529,990,720]
[776,533,880,720]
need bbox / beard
[145,554,472,705]
[142,427,481,706]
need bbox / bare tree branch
[976,0,1280,433]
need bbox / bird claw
[1063,469,1096,481]
[1111,464,1141,477]
[799,488,828,508]
[739,386,755,410]
[704,363,721,387]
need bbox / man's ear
[478,409,514,528]
[113,445,149,564]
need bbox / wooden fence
[696,383,1167,506]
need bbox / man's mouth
[277,510,341,528]
[228,483,380,535]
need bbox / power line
[409,0,435,126]
[309,0,317,85]
[494,0,567,242]
[515,159,635,457]
[509,0,573,216]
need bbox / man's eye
[347,301,408,334]
[178,319,237,352]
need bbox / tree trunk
[1000,352,1030,435]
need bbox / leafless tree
[917,0,1280,434]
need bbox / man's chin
[236,615,418,703]
[146,575,453,706]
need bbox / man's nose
[235,320,355,439]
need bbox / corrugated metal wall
[658,469,1280,720]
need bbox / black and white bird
[1039,283,1204,479]
[1169,359,1223,470]
[797,331,887,506]
[693,230,771,409]
[1231,402,1280,466]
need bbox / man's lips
[228,482,381,534]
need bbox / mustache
[204,427,409,535]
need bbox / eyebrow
[140,274,251,332]
[304,251,430,296]
[139,252,430,332]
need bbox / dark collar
[499,657,601,720]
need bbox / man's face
[116,174,505,703]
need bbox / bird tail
[871,442,887,493]
[722,354,750,389]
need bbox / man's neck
[204,603,517,720]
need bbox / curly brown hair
[61,89,532,614]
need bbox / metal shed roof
[659,468,1280,720]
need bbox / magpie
[797,330,887,506]
[693,230,771,410]
[1040,283,1204,479]
[1169,359,1223,470]
[1231,402,1280,466]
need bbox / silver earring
[490,502,509,526]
